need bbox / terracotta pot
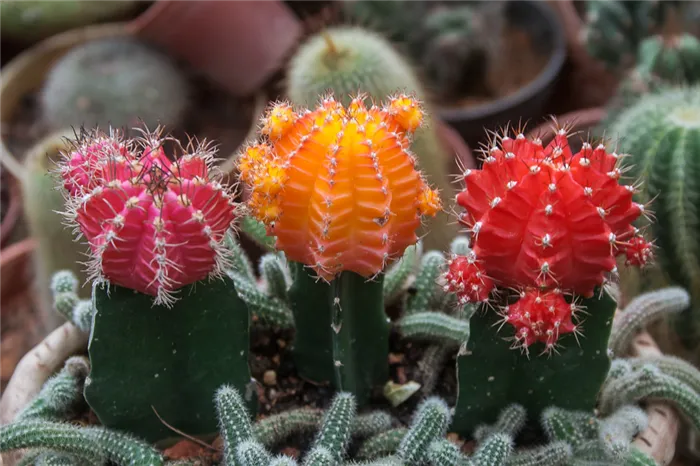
[525,107,607,147]
[128,0,303,98]
[548,0,620,109]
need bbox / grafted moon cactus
[238,93,441,281]
[237,92,441,405]
[449,125,653,351]
[58,127,237,307]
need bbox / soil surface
[440,25,550,110]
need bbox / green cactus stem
[452,290,617,436]
[396,311,470,346]
[285,25,461,252]
[611,86,700,344]
[628,354,700,393]
[84,277,255,444]
[240,215,276,252]
[473,404,527,444]
[288,263,390,406]
[17,356,89,422]
[40,37,189,133]
[505,441,572,466]
[304,393,356,464]
[383,243,420,307]
[598,405,648,460]
[472,433,514,466]
[0,420,163,465]
[50,270,94,332]
[356,428,408,460]
[396,397,451,465]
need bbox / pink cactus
[59,127,237,306]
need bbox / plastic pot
[548,0,620,109]
[438,0,566,150]
[128,0,303,98]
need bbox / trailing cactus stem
[332,274,389,406]
[397,311,470,346]
[628,354,700,393]
[473,433,513,466]
[216,385,254,466]
[505,441,572,466]
[289,264,389,406]
[0,420,163,465]
[356,428,408,460]
[405,251,446,315]
[308,393,356,464]
[397,398,451,465]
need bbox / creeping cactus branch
[54,127,255,443]
[16,356,89,422]
[444,122,652,435]
[236,94,442,405]
[0,421,164,466]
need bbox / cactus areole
[238,92,442,281]
[58,127,237,307]
[449,125,653,352]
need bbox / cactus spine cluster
[40,37,189,133]
[611,86,700,341]
[285,25,460,252]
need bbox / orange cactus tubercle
[238,93,442,281]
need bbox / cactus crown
[57,126,237,306]
[237,92,441,281]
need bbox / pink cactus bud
[59,127,238,307]
[444,253,494,304]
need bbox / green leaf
[85,277,255,443]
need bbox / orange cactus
[238,93,442,281]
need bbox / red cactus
[59,127,237,307]
[497,288,580,354]
[443,253,494,304]
[448,124,653,349]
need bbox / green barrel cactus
[285,25,460,252]
[611,86,700,343]
[636,33,700,85]
[40,37,190,133]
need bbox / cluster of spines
[57,126,238,307]
[444,123,653,352]
[50,270,94,332]
[237,92,441,281]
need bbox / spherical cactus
[57,126,237,307]
[237,93,441,281]
[286,25,462,251]
[580,0,678,73]
[611,86,700,333]
[40,37,189,133]
[448,124,652,351]
[0,1,142,44]
[637,34,700,85]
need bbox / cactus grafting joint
[237,92,442,281]
[57,126,237,307]
[448,123,654,352]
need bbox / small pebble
[263,370,277,386]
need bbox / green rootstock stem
[85,277,255,444]
[452,290,617,436]
[289,263,389,406]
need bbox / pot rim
[438,0,567,121]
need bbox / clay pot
[525,107,607,148]
[548,0,620,109]
[0,238,36,312]
[438,0,567,150]
[128,0,303,98]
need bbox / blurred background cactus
[343,0,505,103]
[40,37,190,134]
[611,86,700,356]
[0,0,144,45]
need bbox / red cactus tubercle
[447,124,653,350]
[59,127,237,307]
